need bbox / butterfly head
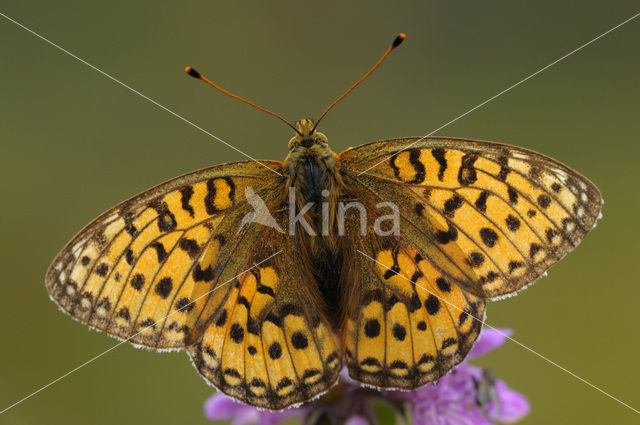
[288,119,328,151]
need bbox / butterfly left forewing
[340,138,602,299]
[45,161,282,349]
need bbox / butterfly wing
[341,232,485,389]
[339,137,602,300]
[187,213,342,410]
[45,160,283,349]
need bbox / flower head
[204,328,529,425]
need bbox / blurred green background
[1,1,639,424]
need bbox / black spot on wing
[392,323,406,341]
[175,297,194,312]
[150,242,168,263]
[268,342,283,359]
[431,148,447,181]
[130,274,145,291]
[435,224,458,244]
[505,215,521,231]
[125,249,134,265]
[479,228,498,248]
[443,194,464,218]
[537,194,551,209]
[389,149,426,183]
[179,186,195,217]
[178,238,201,259]
[425,295,440,315]
[468,252,485,268]
[457,153,478,185]
[436,277,451,292]
[229,323,244,343]
[257,284,275,297]
[215,309,228,327]
[95,263,109,277]
[155,277,173,299]
[193,264,214,282]
[204,179,220,215]
[364,319,381,338]
[508,261,525,273]
[497,156,510,182]
[150,200,177,232]
[475,191,489,213]
[247,317,260,335]
[408,149,426,184]
[290,332,309,349]
[508,187,519,204]
[118,308,131,321]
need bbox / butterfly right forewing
[340,138,602,300]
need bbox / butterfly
[45,34,602,410]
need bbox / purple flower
[204,394,304,425]
[396,328,530,425]
[204,328,529,425]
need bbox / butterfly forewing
[45,161,283,349]
[340,138,602,299]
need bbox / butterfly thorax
[284,119,345,319]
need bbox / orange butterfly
[46,34,601,409]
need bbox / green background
[1,1,639,424]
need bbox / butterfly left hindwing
[188,219,342,410]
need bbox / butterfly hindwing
[187,219,342,410]
[340,138,602,299]
[45,161,283,349]
[342,233,484,389]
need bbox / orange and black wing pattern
[45,161,282,349]
[341,233,484,389]
[340,137,602,300]
[187,212,342,409]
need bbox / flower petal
[468,328,513,359]
[487,379,530,423]
[204,393,254,422]
[345,414,370,425]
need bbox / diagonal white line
[0,250,282,415]
[357,10,640,176]
[0,11,283,177]
[357,249,640,415]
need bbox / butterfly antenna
[184,66,302,136]
[313,33,406,132]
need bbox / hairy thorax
[283,119,345,320]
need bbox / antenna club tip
[392,33,406,48]
[185,66,201,79]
